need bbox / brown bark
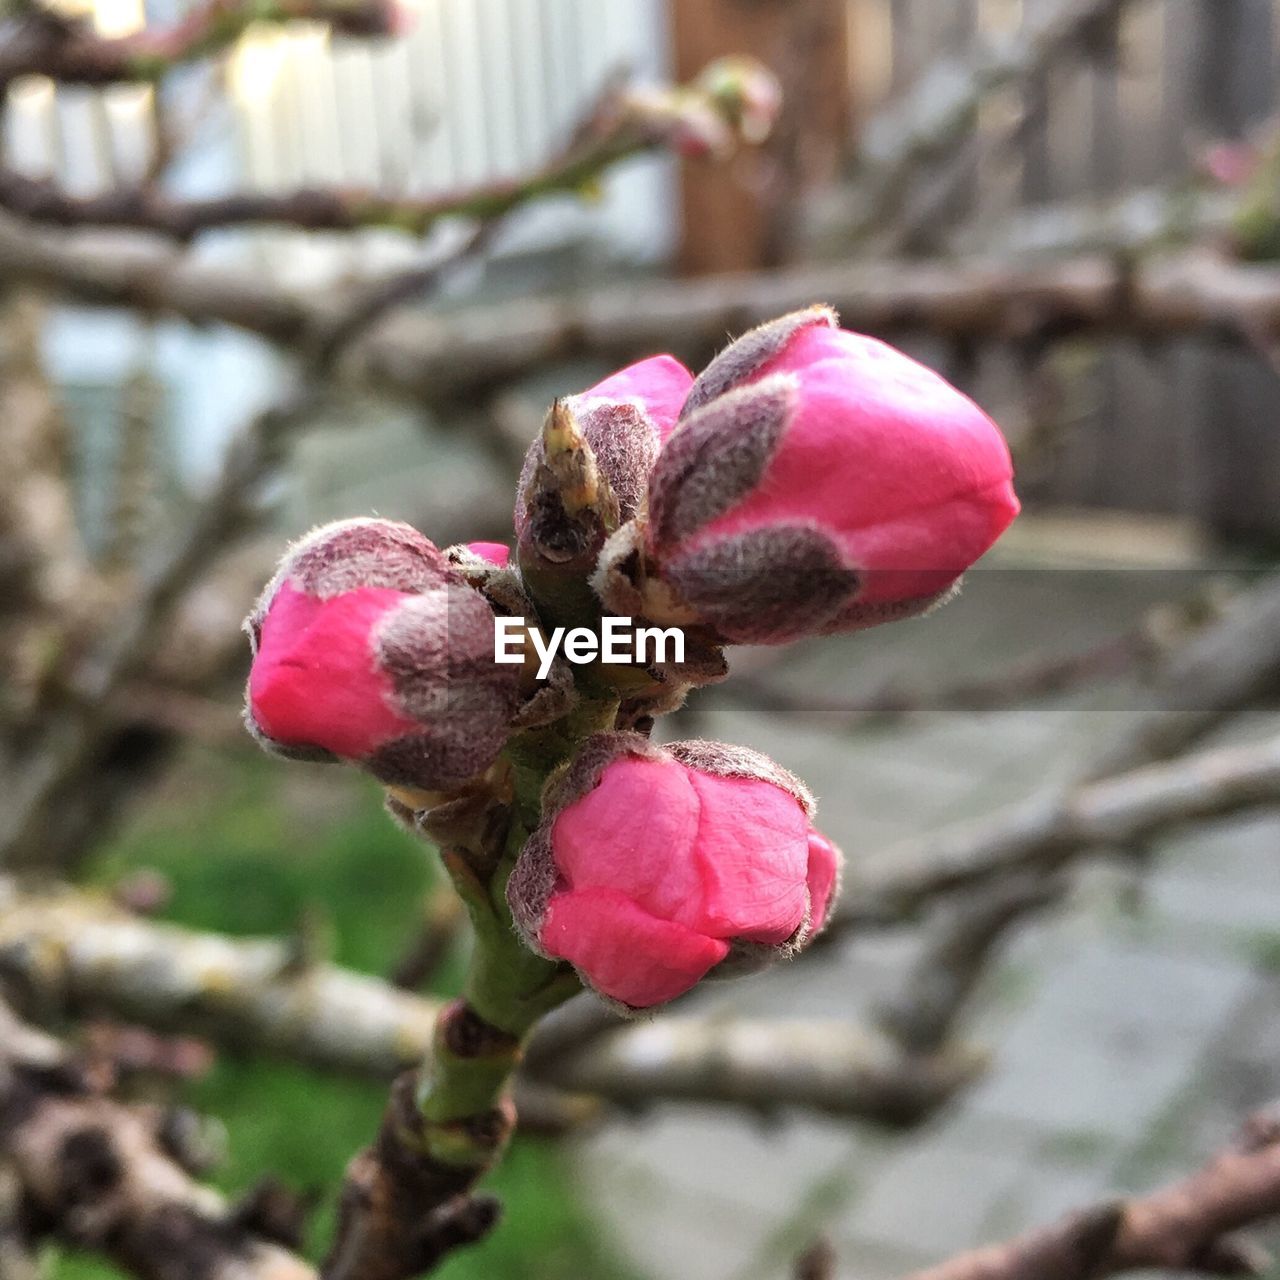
[0,1001,314,1280]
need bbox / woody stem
[321,696,618,1279]
[416,699,627,1142]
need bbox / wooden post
[669,0,850,276]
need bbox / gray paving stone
[579,1111,867,1220]
[968,939,1254,1139]
[848,1126,1037,1256]
[581,1177,770,1280]
[979,1164,1113,1241]
[993,936,1256,1044]
[827,1233,936,1280]
[1149,869,1280,934]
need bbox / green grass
[55,745,638,1280]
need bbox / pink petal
[248,583,418,759]
[576,355,695,441]
[540,886,729,1007]
[684,770,810,944]
[551,757,704,921]
[804,831,841,934]
[551,757,809,945]
[466,541,511,567]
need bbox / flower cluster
[244,307,1018,1010]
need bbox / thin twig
[0,0,401,91]
[834,726,1280,934]
[873,873,1068,1053]
[537,1017,984,1125]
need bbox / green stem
[411,693,617,1167]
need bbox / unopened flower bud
[621,86,735,159]
[515,356,693,549]
[610,307,1019,643]
[508,733,841,1010]
[695,56,783,146]
[516,358,693,623]
[243,518,520,792]
[1199,140,1261,188]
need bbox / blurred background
[3,1,1280,1277]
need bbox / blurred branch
[839,0,1135,248]
[851,573,1280,1052]
[0,997,316,1279]
[722,588,1222,726]
[836,725,1280,933]
[0,875,442,1078]
[360,251,1280,399]
[0,68,764,241]
[0,292,93,734]
[0,1164,39,1280]
[1084,572,1280,779]
[954,184,1233,260]
[531,1016,984,1125]
[0,193,493,868]
[8,229,1280,402]
[897,1102,1280,1280]
[0,383,319,866]
[0,0,400,91]
[873,873,1068,1054]
[794,1240,838,1280]
[388,883,464,990]
[0,877,976,1125]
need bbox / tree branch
[0,876,976,1126]
[953,184,1234,260]
[0,66,769,242]
[1084,571,1280,780]
[843,573,1280,1055]
[0,997,316,1280]
[873,873,1068,1054]
[0,0,400,92]
[839,0,1136,247]
[5,227,1280,404]
[0,876,441,1077]
[836,725,1280,933]
[897,1103,1280,1280]
[529,1016,984,1125]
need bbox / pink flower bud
[383,0,417,37]
[1200,141,1260,188]
[508,733,842,1010]
[515,355,694,544]
[244,518,520,792]
[695,56,783,146]
[636,307,1019,643]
